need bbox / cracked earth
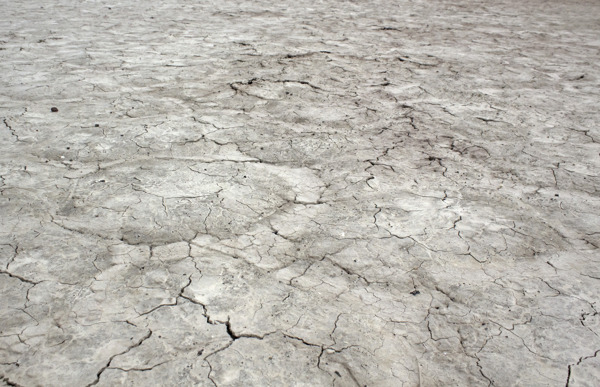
[1,0,600,386]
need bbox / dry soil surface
[1,0,600,386]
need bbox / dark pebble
[51,107,58,112]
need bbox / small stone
[51,107,58,112]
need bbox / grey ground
[1,0,600,386]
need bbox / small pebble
[51,107,58,112]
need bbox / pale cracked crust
[1,0,599,386]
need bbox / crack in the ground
[86,330,153,387]
[2,118,21,142]
[109,360,170,373]
[0,375,25,387]
[0,269,40,285]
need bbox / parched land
[1,0,599,385]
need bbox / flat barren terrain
[1,0,599,386]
